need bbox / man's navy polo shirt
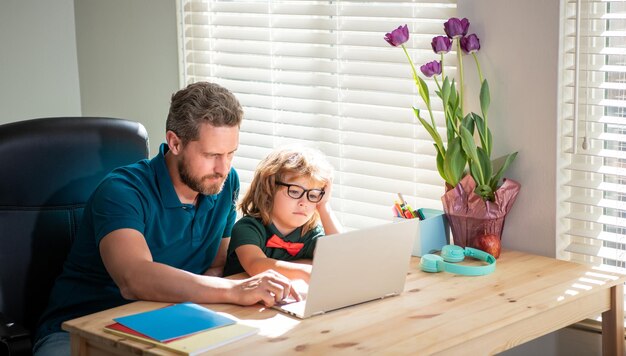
[36,143,239,342]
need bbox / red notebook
[105,322,186,343]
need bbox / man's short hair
[166,82,243,145]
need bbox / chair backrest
[0,117,149,335]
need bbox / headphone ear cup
[420,254,444,273]
[441,245,465,263]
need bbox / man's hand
[229,270,302,307]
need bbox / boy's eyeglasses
[276,181,325,203]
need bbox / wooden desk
[63,250,626,355]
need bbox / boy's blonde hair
[240,146,334,234]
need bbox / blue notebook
[114,302,236,342]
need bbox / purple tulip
[431,36,452,54]
[384,25,409,47]
[420,60,442,77]
[460,34,481,54]
[444,17,470,39]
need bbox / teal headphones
[420,245,496,276]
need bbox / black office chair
[0,117,149,355]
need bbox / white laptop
[274,219,419,318]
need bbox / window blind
[178,0,457,229]
[561,0,626,273]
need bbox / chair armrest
[0,312,31,356]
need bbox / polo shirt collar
[269,223,303,241]
[152,143,185,208]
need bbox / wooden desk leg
[70,333,87,356]
[602,283,624,356]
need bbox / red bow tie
[266,234,304,256]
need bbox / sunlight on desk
[572,283,594,291]
[579,277,607,286]
[587,270,621,281]
[239,312,300,338]
[557,276,604,301]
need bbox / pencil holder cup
[395,211,450,257]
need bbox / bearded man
[34,82,297,356]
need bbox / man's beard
[178,156,226,195]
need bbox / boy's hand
[316,179,333,211]
[314,178,342,235]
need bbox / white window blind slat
[565,210,626,227]
[567,227,626,244]
[566,162,626,176]
[566,179,626,194]
[565,242,626,264]
[561,144,626,160]
[565,194,626,210]
[180,0,457,229]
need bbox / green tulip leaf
[448,83,457,110]
[443,87,459,137]
[417,76,430,108]
[473,113,493,156]
[461,113,475,134]
[490,151,518,188]
[454,106,463,122]
[416,113,444,156]
[476,147,492,184]
[486,129,493,157]
[444,137,466,187]
[473,112,484,127]
[436,147,447,184]
[450,79,462,125]
[473,113,484,133]
[441,76,451,106]
[468,160,483,186]
[480,80,490,118]
[459,126,478,162]
[473,113,485,136]
[446,113,455,142]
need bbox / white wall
[0,0,81,124]
[458,0,559,258]
[0,0,177,156]
[74,0,179,156]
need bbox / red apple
[471,234,501,259]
